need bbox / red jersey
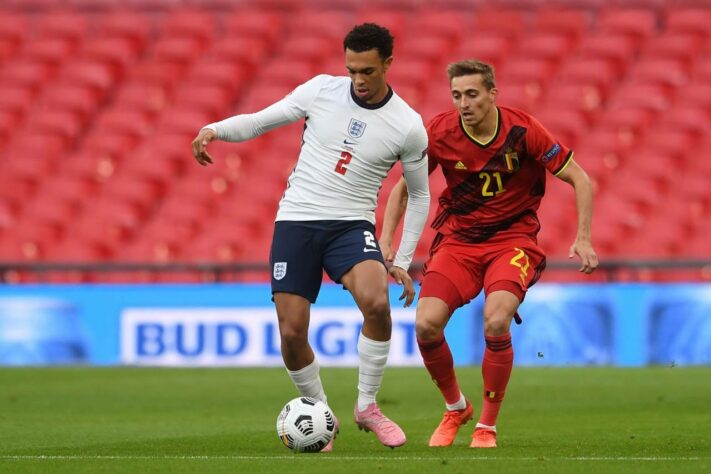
[426,106,572,243]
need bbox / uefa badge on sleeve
[273,262,287,280]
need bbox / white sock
[446,393,467,411]
[475,422,496,432]
[356,333,390,412]
[286,359,327,405]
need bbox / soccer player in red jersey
[380,60,598,448]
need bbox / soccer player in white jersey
[191,24,430,451]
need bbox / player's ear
[490,87,498,101]
[383,56,393,72]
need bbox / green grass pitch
[0,367,709,473]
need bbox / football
[276,397,336,452]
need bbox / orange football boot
[428,400,474,447]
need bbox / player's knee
[279,322,309,347]
[415,318,444,341]
[483,309,512,336]
[360,295,391,327]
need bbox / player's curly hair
[343,23,394,60]
[447,60,497,90]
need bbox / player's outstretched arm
[556,158,599,274]
[380,177,408,262]
[191,128,216,166]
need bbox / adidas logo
[455,161,467,170]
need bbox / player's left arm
[555,159,599,274]
[389,120,430,307]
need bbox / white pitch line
[0,455,708,462]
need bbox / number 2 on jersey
[335,151,352,175]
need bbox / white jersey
[205,75,430,270]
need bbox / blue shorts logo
[273,262,287,280]
[348,118,367,138]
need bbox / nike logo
[344,139,357,145]
[363,248,380,253]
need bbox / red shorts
[419,232,546,314]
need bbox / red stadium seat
[253,58,315,88]
[516,33,577,61]
[399,35,453,63]
[81,37,141,74]
[409,10,472,41]
[471,9,528,38]
[42,85,102,122]
[278,34,339,65]
[628,58,689,89]
[665,8,711,38]
[22,38,76,67]
[151,37,205,67]
[0,60,56,92]
[354,10,408,39]
[36,12,89,45]
[209,36,271,69]
[597,9,658,43]
[533,9,591,39]
[641,34,703,64]
[161,9,217,45]
[0,85,36,120]
[111,82,170,115]
[185,60,250,91]
[224,9,284,46]
[455,35,514,70]
[96,10,153,50]
[288,11,350,39]
[576,34,638,72]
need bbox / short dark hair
[447,60,496,90]
[343,23,394,60]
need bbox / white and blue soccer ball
[276,397,336,452]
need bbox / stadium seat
[0,85,35,120]
[533,8,590,39]
[408,10,471,41]
[0,60,56,92]
[471,9,527,37]
[96,10,153,50]
[398,35,452,63]
[576,34,638,72]
[209,36,271,69]
[455,34,514,70]
[224,9,284,46]
[160,9,217,45]
[597,9,658,44]
[42,85,103,122]
[665,8,711,37]
[516,33,577,61]
[151,37,205,67]
[35,12,89,45]
[354,9,408,39]
[22,38,76,67]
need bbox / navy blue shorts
[270,220,385,303]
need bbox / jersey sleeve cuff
[553,150,574,176]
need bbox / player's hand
[569,239,598,274]
[389,266,415,307]
[191,128,216,166]
[379,237,394,262]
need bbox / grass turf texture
[0,367,708,474]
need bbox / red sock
[479,333,513,426]
[417,335,462,405]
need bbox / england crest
[348,118,367,138]
[273,262,287,280]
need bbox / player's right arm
[191,75,326,165]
